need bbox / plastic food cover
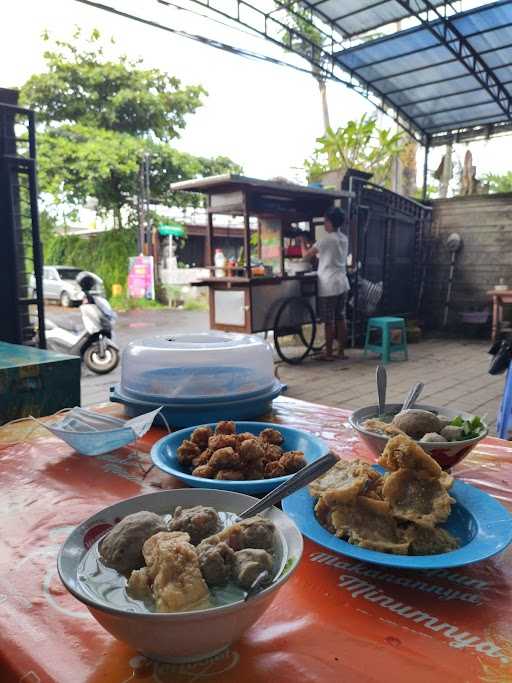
[120,332,275,402]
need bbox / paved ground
[48,306,503,434]
[277,336,502,434]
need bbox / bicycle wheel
[273,296,317,364]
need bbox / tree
[481,171,512,194]
[21,30,241,226]
[280,2,331,131]
[305,114,404,187]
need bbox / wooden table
[1,396,512,682]
[488,289,512,342]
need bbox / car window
[56,268,81,281]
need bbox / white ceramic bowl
[58,488,303,663]
[349,403,488,470]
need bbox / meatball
[263,443,283,461]
[238,516,276,553]
[177,440,201,466]
[237,432,257,445]
[169,505,222,545]
[233,548,273,590]
[239,438,265,464]
[259,428,284,445]
[99,511,167,574]
[215,420,236,435]
[191,449,213,468]
[192,464,216,479]
[280,451,306,474]
[216,469,244,480]
[208,434,238,451]
[209,447,240,471]
[264,461,286,479]
[197,541,235,586]
[190,426,213,449]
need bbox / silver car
[29,266,105,307]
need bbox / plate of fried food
[151,420,328,494]
[282,434,512,568]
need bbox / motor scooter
[43,272,120,374]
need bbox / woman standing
[301,207,350,361]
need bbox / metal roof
[302,0,447,38]
[332,0,512,141]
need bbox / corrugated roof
[302,0,448,38]
[332,0,512,138]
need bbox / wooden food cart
[170,175,351,363]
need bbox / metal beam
[187,0,426,141]
[396,0,512,121]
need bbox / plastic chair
[363,316,408,364]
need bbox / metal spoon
[376,364,387,416]
[239,450,338,520]
[401,382,424,412]
[240,450,338,600]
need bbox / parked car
[29,266,105,307]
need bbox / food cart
[170,174,351,363]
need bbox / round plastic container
[120,332,275,403]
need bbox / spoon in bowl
[239,451,338,600]
[401,382,424,412]
[376,364,387,417]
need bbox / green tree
[280,2,331,131]
[305,114,404,188]
[21,30,241,227]
[481,171,512,194]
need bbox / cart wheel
[274,296,317,364]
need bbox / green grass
[110,295,167,312]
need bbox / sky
[1,0,510,191]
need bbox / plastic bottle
[214,248,226,278]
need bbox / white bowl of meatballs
[58,488,303,663]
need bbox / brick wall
[422,193,512,328]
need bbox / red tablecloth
[1,396,512,683]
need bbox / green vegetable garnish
[449,415,486,440]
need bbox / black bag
[489,336,512,375]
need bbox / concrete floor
[48,305,502,434]
[277,337,502,435]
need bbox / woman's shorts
[318,293,347,323]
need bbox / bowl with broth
[58,488,303,663]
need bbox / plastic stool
[364,316,408,364]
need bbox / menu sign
[259,218,282,275]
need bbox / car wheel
[83,344,119,374]
[60,291,72,307]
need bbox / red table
[1,397,512,683]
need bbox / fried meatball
[191,449,213,468]
[216,469,244,480]
[233,548,273,590]
[192,465,215,479]
[209,447,240,471]
[264,461,286,479]
[237,432,257,445]
[215,420,236,435]
[208,434,238,451]
[263,443,283,461]
[177,440,201,466]
[99,511,167,575]
[169,505,222,545]
[259,428,284,445]
[280,451,307,474]
[190,426,213,449]
[239,438,265,464]
[197,541,235,586]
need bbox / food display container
[111,332,285,427]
